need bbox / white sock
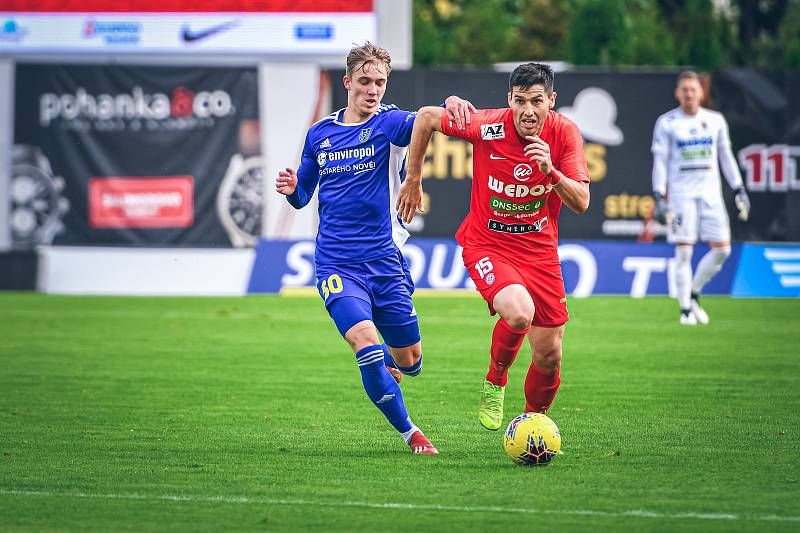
[691,246,731,294]
[401,425,420,444]
[674,245,693,310]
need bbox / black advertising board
[12,64,262,248]
[710,69,800,241]
[331,68,799,241]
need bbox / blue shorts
[316,251,420,348]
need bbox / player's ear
[343,74,351,90]
[507,91,513,106]
[550,91,557,109]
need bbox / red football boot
[409,431,439,455]
[387,366,403,384]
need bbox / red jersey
[440,108,589,260]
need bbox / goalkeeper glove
[734,187,750,222]
[653,192,669,225]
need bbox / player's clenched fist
[276,167,298,196]
[524,135,552,175]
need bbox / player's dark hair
[508,63,554,94]
[346,41,392,77]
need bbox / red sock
[485,319,529,387]
[524,364,560,413]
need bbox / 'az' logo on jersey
[481,123,505,140]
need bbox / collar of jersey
[676,107,704,118]
[333,107,377,126]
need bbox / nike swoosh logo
[489,154,507,160]
[181,20,239,43]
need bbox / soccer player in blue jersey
[275,42,474,455]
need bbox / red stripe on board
[3,0,373,13]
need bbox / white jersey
[651,107,742,200]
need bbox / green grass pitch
[1,293,798,532]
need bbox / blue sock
[397,355,423,377]
[381,344,398,369]
[355,345,413,434]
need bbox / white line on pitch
[1,489,799,523]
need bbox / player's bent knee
[675,244,694,264]
[531,327,563,371]
[344,321,381,352]
[713,245,731,259]
[376,318,421,354]
[390,344,422,368]
[494,286,535,330]
[534,348,562,372]
[509,315,533,331]
[504,307,534,330]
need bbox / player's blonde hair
[346,42,392,77]
[677,70,702,84]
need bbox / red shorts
[461,246,569,328]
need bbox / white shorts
[667,197,731,244]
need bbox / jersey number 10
[320,274,344,300]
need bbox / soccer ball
[503,412,561,466]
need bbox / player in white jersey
[651,71,750,325]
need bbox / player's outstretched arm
[397,106,445,224]
[277,164,320,210]
[276,167,297,196]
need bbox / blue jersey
[287,104,416,265]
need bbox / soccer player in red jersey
[398,63,590,430]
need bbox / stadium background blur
[1,1,799,531]
[2,0,798,296]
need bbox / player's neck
[342,106,375,124]
[680,104,700,116]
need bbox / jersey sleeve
[558,120,590,183]
[650,115,670,193]
[380,108,417,146]
[286,129,320,209]
[651,115,669,156]
[652,150,668,195]
[439,108,490,143]
[716,114,744,190]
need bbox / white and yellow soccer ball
[503,412,561,466]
